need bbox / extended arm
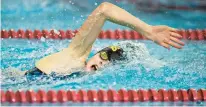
[68,2,184,57]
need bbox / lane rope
[1,89,206,103]
[1,29,206,40]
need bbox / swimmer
[25,2,184,76]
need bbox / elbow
[97,2,113,16]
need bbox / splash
[115,41,166,69]
[1,67,26,78]
[1,67,27,89]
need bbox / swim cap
[97,46,124,61]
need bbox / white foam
[115,41,166,69]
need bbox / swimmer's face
[85,53,109,71]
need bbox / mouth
[91,65,98,71]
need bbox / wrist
[137,25,153,38]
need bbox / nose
[99,61,103,65]
[97,60,104,68]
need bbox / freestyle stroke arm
[68,2,184,58]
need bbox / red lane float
[88,90,98,102]
[1,89,205,103]
[1,29,206,40]
[37,90,47,103]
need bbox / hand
[146,25,184,49]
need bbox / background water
[1,0,206,30]
[1,0,206,106]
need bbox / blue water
[1,0,206,30]
[1,0,206,106]
[1,39,206,90]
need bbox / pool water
[1,0,206,30]
[1,39,206,91]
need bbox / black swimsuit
[25,67,84,80]
[25,67,45,75]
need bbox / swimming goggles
[100,51,109,60]
[99,46,121,60]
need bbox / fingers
[168,40,182,49]
[160,42,170,49]
[160,40,183,49]
[161,37,184,49]
[170,36,185,46]
[170,32,182,38]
